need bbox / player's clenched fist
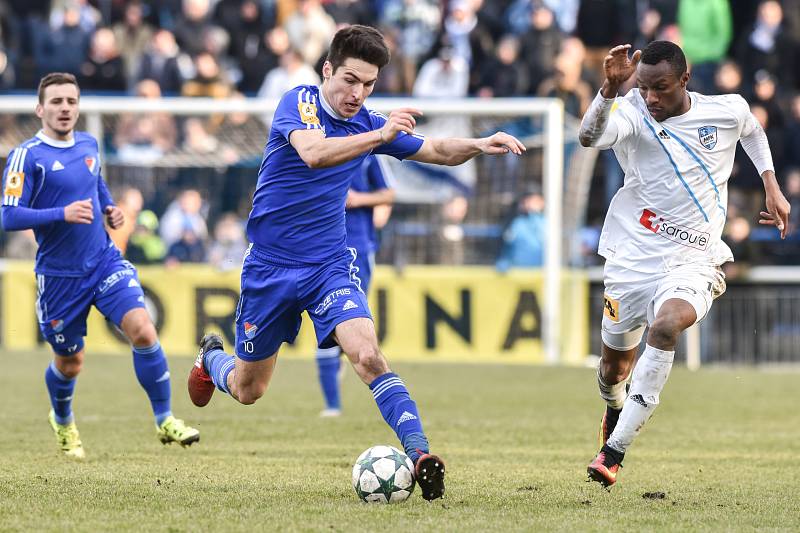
[478,132,526,155]
[104,205,125,229]
[64,198,94,224]
[378,107,422,143]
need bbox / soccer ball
[352,445,416,504]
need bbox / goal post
[0,95,567,364]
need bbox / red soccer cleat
[415,452,446,501]
[188,333,224,407]
[587,445,624,488]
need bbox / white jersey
[596,90,759,273]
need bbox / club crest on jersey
[244,322,258,339]
[84,155,98,174]
[50,319,64,332]
[698,126,717,150]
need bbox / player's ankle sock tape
[597,365,629,410]
[369,373,428,460]
[607,344,674,453]
[316,354,341,410]
[205,348,235,394]
[45,362,76,425]
[133,342,172,423]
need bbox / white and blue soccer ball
[352,445,415,504]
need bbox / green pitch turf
[0,350,798,532]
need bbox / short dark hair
[641,41,687,78]
[38,72,80,103]
[326,25,390,72]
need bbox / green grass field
[0,350,798,532]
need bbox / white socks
[606,344,675,454]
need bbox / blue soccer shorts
[36,247,146,356]
[234,245,372,361]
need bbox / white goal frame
[0,95,565,364]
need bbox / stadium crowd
[2,0,800,270]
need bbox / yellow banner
[0,262,588,364]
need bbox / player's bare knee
[56,354,83,379]
[352,345,389,381]
[600,358,632,384]
[647,318,681,349]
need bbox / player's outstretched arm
[407,132,525,166]
[578,44,640,148]
[289,108,422,169]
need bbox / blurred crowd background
[2,0,800,276]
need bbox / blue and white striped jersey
[247,85,422,264]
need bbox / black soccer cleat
[599,405,622,447]
[415,452,446,501]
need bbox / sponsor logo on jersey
[639,209,710,250]
[698,125,717,150]
[603,294,620,322]
[244,321,258,338]
[658,130,669,140]
[4,171,24,198]
[342,299,358,311]
[51,160,64,171]
[396,411,418,425]
[298,102,320,126]
[314,288,352,314]
[50,319,64,332]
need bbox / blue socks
[204,348,235,395]
[45,362,76,425]
[132,342,172,425]
[316,347,341,410]
[369,372,429,463]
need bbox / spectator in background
[476,35,529,98]
[413,45,469,99]
[108,187,144,254]
[137,29,188,94]
[750,71,785,170]
[126,210,167,264]
[537,50,592,117]
[159,189,208,249]
[518,5,562,92]
[785,168,800,234]
[114,79,178,163]
[208,212,248,270]
[181,117,239,165]
[442,0,494,94]
[182,51,233,98]
[785,95,800,170]
[173,0,222,56]
[165,222,208,265]
[735,0,795,90]
[574,0,637,90]
[284,0,337,66]
[436,194,469,265]
[381,0,441,93]
[112,1,154,88]
[34,3,91,78]
[257,46,320,100]
[226,0,274,93]
[50,0,100,34]
[496,187,546,271]
[722,215,758,280]
[714,60,743,94]
[323,0,376,26]
[677,0,732,94]
[79,27,127,91]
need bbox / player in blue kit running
[316,155,394,417]
[188,25,525,500]
[1,73,199,459]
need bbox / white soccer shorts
[601,261,726,351]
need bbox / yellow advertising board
[0,262,588,364]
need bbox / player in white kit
[578,41,790,487]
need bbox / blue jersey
[346,155,390,255]
[247,85,423,263]
[1,131,115,276]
